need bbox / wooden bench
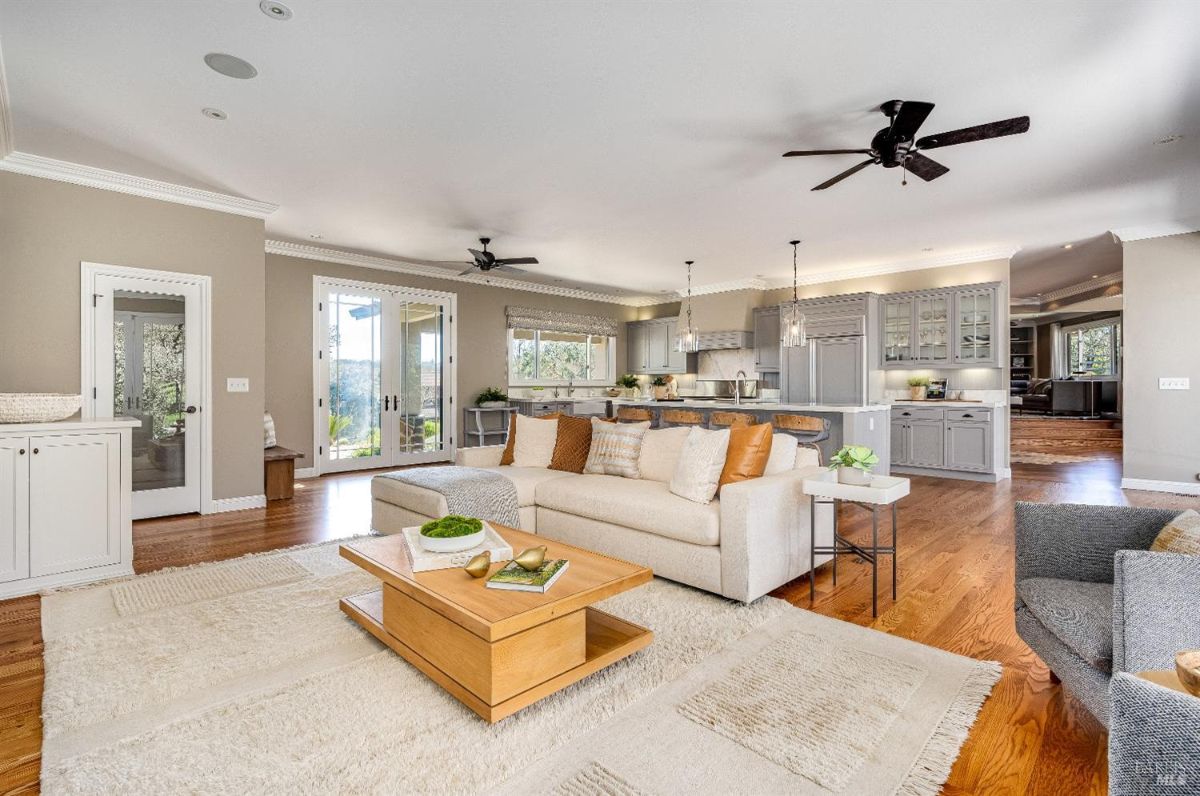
[264,446,303,500]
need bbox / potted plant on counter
[651,375,670,400]
[615,373,639,398]
[475,387,509,408]
[828,445,879,486]
[907,376,929,400]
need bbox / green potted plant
[828,445,879,486]
[417,514,486,552]
[615,373,639,398]
[475,387,509,408]
[907,376,930,400]
[650,375,670,400]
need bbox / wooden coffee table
[339,526,653,723]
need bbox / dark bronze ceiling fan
[458,237,540,275]
[783,100,1030,190]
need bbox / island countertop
[609,399,890,414]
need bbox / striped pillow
[1151,510,1200,556]
[584,418,650,478]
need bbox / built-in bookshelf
[1009,324,1037,394]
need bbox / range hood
[696,330,754,350]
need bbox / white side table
[463,406,517,447]
[802,470,910,617]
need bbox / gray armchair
[1109,673,1200,795]
[1013,502,1200,726]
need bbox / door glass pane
[114,291,186,492]
[328,292,383,461]
[398,302,443,453]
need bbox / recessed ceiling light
[204,52,258,80]
[1155,134,1183,145]
[201,107,227,120]
[308,234,323,240]
[1062,243,1073,249]
[259,1,293,20]
[1092,274,1099,279]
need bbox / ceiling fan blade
[888,101,935,140]
[904,152,949,181]
[783,149,872,157]
[458,265,481,276]
[494,265,528,275]
[916,116,1030,150]
[495,257,539,266]
[811,158,875,191]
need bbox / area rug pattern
[110,554,310,616]
[40,539,1000,795]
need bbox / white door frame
[312,276,457,476]
[81,262,214,514]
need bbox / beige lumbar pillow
[638,427,693,483]
[1151,510,1200,556]
[763,433,799,475]
[670,427,731,504]
[584,418,650,478]
[512,413,559,468]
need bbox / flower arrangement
[906,376,930,399]
[828,445,879,485]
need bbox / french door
[89,272,205,519]
[316,279,455,474]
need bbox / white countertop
[888,400,1008,409]
[0,416,141,433]
[611,399,890,414]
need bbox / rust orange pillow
[500,412,559,465]
[549,414,594,473]
[719,422,773,488]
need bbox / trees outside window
[508,329,613,384]
[1064,320,1120,377]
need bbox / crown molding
[1038,271,1122,303]
[266,240,662,306]
[1111,220,1200,242]
[754,245,1019,290]
[678,277,770,298]
[0,40,13,157]
[0,151,278,219]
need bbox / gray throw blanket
[379,466,521,528]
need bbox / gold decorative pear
[463,550,492,579]
[513,545,548,571]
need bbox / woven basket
[0,393,83,423]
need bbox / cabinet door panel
[647,323,671,372]
[754,309,780,372]
[945,422,993,472]
[881,297,914,365]
[627,325,649,373]
[782,345,812,404]
[814,336,864,405]
[0,438,29,584]
[954,288,996,364]
[890,422,909,465]
[29,433,121,577]
[664,319,688,372]
[907,420,945,467]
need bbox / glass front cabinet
[881,296,914,365]
[953,288,995,364]
[880,284,999,368]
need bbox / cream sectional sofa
[371,428,834,603]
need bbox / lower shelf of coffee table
[340,589,652,722]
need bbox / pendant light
[675,260,700,352]
[780,240,808,348]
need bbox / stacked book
[486,559,570,593]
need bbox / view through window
[1065,320,1120,377]
[509,329,612,384]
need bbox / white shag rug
[40,538,1000,795]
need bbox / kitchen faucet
[734,370,747,406]
[567,378,574,397]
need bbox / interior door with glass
[392,299,449,465]
[93,276,203,518]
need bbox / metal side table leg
[892,502,898,600]
[870,507,879,617]
[832,500,839,586]
[809,496,816,604]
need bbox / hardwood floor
[2,451,1197,794]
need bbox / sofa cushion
[513,413,559,468]
[719,423,773,489]
[670,427,730,504]
[371,476,448,518]
[1151,509,1200,555]
[763,433,799,475]
[584,418,649,478]
[535,474,721,546]
[549,414,593,474]
[637,427,692,483]
[1017,577,1114,671]
[482,466,573,507]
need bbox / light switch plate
[226,377,250,393]
[1159,377,1190,390]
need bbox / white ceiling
[2,0,1199,295]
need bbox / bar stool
[615,406,653,423]
[709,410,756,429]
[660,408,705,428]
[772,413,831,447]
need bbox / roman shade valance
[506,306,619,337]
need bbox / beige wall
[1122,232,1200,485]
[0,171,266,500]
[265,253,637,467]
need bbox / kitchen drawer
[806,315,865,338]
[945,407,992,423]
[891,406,944,421]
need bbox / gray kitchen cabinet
[624,318,695,375]
[953,287,997,365]
[945,420,993,472]
[907,420,945,468]
[753,306,780,373]
[881,296,914,365]
[782,344,812,404]
[880,283,999,368]
[813,336,864,405]
[627,323,649,372]
[890,420,909,466]
[647,322,672,371]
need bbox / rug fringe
[39,533,380,596]
[894,660,1003,796]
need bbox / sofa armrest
[1109,672,1200,795]
[718,470,834,603]
[1113,549,1200,674]
[454,445,504,468]
[1014,503,1176,609]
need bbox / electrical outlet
[1159,377,1190,390]
[226,377,250,393]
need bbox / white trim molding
[1111,220,1200,243]
[0,151,278,218]
[210,495,269,513]
[0,42,13,158]
[680,277,771,297]
[270,239,661,306]
[757,245,1020,291]
[293,467,318,480]
[1039,271,1123,303]
[1121,477,1200,497]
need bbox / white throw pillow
[512,413,559,468]
[638,427,693,483]
[793,443,822,469]
[763,433,799,475]
[670,427,731,504]
[263,412,277,449]
[584,419,650,478]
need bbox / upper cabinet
[880,283,999,369]
[752,306,780,373]
[625,317,696,375]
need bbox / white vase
[837,467,872,486]
[479,401,508,408]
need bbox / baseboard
[1000,467,1013,481]
[1120,478,1200,496]
[294,467,318,480]
[208,494,268,513]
